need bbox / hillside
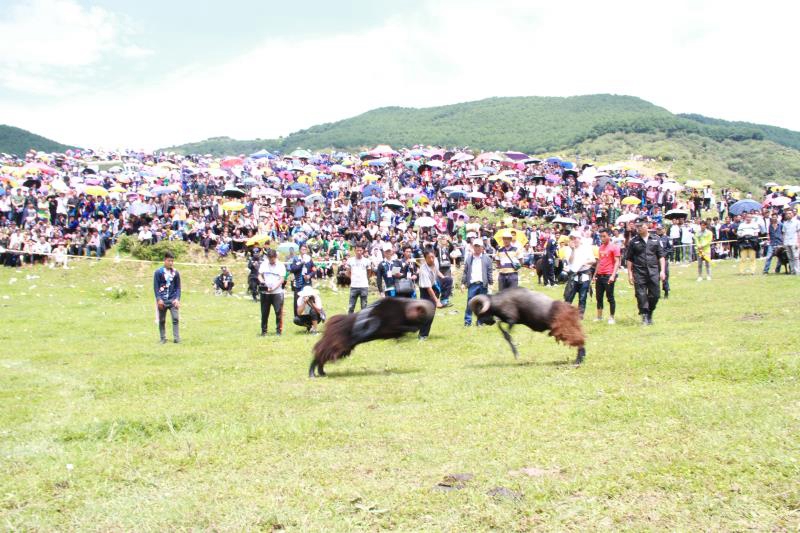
[0,124,76,156]
[679,114,800,151]
[162,94,775,156]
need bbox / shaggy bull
[309,297,435,377]
[469,287,586,364]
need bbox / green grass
[1,258,798,531]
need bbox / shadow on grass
[467,359,574,369]
[323,367,422,379]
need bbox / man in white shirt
[564,231,596,319]
[346,242,371,313]
[782,208,800,274]
[258,248,286,336]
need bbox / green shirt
[694,230,713,257]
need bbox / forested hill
[160,94,785,156]
[0,125,76,156]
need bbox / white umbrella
[577,175,596,183]
[661,182,683,192]
[414,216,436,228]
[616,213,639,224]
[398,187,417,195]
[468,191,486,199]
[552,216,579,225]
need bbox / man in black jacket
[626,221,666,325]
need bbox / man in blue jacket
[154,252,182,343]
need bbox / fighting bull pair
[308,288,586,377]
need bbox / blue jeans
[566,279,590,316]
[763,245,777,273]
[464,282,488,326]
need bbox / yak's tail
[548,301,585,348]
[312,314,356,364]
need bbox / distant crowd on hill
[0,145,798,279]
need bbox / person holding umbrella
[625,220,666,326]
[153,252,181,344]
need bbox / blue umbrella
[362,184,382,197]
[367,159,388,166]
[448,190,468,199]
[361,195,381,204]
[288,182,311,195]
[151,185,174,195]
[545,157,561,164]
[249,149,273,159]
[0,188,5,196]
[479,166,495,173]
[729,199,762,216]
[560,161,575,169]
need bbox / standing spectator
[434,234,454,306]
[496,233,520,291]
[258,248,286,336]
[593,228,620,324]
[656,226,672,298]
[417,248,443,340]
[461,238,493,327]
[397,245,418,298]
[376,243,400,297]
[736,213,760,275]
[563,231,595,319]
[762,215,783,274]
[153,252,181,344]
[625,221,666,325]
[782,208,800,274]
[346,242,371,313]
[694,220,713,281]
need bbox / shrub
[116,234,135,254]
[131,240,188,262]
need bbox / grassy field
[1,256,798,531]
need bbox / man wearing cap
[626,221,666,325]
[496,233,520,291]
[461,238,493,326]
[376,244,401,297]
[258,248,285,336]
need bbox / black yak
[309,297,435,377]
[469,287,587,364]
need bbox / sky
[0,0,797,150]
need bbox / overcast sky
[0,0,797,150]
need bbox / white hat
[472,238,484,247]
[298,286,318,297]
[569,230,582,238]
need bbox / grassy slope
[1,258,798,531]
[0,125,75,156]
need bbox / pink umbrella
[447,210,468,219]
[23,162,58,175]
[767,196,791,207]
[220,157,244,169]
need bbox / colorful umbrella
[493,228,528,247]
[246,234,271,247]
[621,196,641,206]
[222,201,246,212]
[84,185,108,197]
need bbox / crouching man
[294,285,325,334]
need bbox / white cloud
[1,0,798,150]
[0,0,152,95]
